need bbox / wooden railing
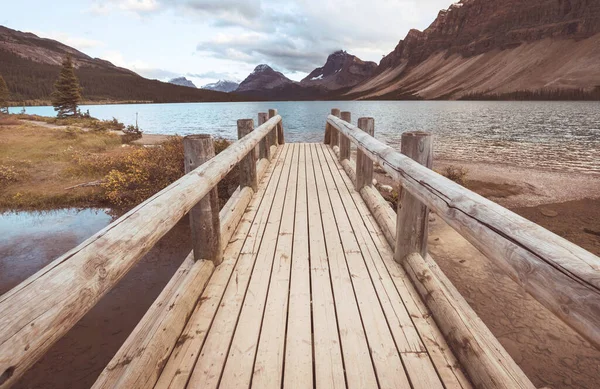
[0,111,284,389]
[325,110,600,389]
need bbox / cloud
[102,50,179,80]
[187,71,240,81]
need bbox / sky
[2,0,454,86]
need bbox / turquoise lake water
[12,101,600,173]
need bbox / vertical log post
[268,109,279,147]
[356,117,375,190]
[258,112,270,160]
[394,132,433,263]
[339,111,351,161]
[183,135,222,265]
[330,108,341,148]
[237,119,258,192]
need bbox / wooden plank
[252,143,301,388]
[92,256,214,389]
[309,143,379,389]
[154,146,286,389]
[220,186,254,247]
[355,117,374,191]
[306,143,346,389]
[216,144,297,388]
[315,144,415,389]
[339,112,351,161]
[237,119,258,192]
[327,114,600,349]
[185,144,295,389]
[282,144,313,389]
[323,145,472,388]
[0,116,283,389]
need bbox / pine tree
[51,55,82,117]
[0,75,9,114]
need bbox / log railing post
[268,109,279,146]
[330,108,341,148]
[339,111,351,161]
[356,117,374,190]
[394,132,433,263]
[258,112,270,160]
[183,135,222,265]
[237,119,258,192]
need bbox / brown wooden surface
[356,117,374,190]
[237,119,258,192]
[339,111,351,160]
[395,131,432,262]
[151,143,475,389]
[184,134,222,263]
[326,113,600,350]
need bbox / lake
[12,101,600,174]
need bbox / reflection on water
[13,101,600,174]
[0,208,113,294]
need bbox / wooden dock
[1,109,599,389]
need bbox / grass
[0,116,127,211]
[0,114,234,212]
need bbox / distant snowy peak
[301,50,377,90]
[168,77,197,88]
[236,64,293,93]
[201,80,239,93]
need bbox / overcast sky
[3,0,454,86]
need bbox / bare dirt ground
[428,162,600,389]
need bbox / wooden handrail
[327,114,600,350]
[0,115,282,389]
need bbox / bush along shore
[0,113,236,212]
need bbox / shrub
[121,124,143,143]
[102,137,184,207]
[0,165,24,187]
[440,165,468,185]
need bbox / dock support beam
[268,109,279,146]
[258,112,270,160]
[237,119,258,192]
[183,135,222,264]
[330,108,341,148]
[394,131,433,263]
[339,111,351,161]
[356,117,374,190]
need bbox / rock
[201,80,239,93]
[168,77,196,88]
[379,184,394,193]
[236,64,293,93]
[372,179,378,186]
[540,208,559,217]
[300,50,377,91]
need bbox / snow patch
[310,74,324,81]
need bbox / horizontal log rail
[326,114,600,351]
[0,115,283,389]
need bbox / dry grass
[439,165,469,185]
[0,119,125,210]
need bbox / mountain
[236,65,294,93]
[301,50,377,90]
[347,0,600,100]
[169,77,196,88]
[0,26,241,103]
[201,80,239,93]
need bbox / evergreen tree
[51,55,82,117]
[0,75,9,114]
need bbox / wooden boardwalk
[3,111,599,389]
[153,143,469,389]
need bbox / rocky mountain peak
[300,50,377,90]
[236,64,293,93]
[201,80,239,93]
[168,77,196,88]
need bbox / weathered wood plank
[327,114,600,349]
[237,119,258,192]
[310,143,379,389]
[0,116,282,389]
[282,144,313,389]
[322,145,472,388]
[154,146,286,389]
[339,112,351,161]
[252,143,300,388]
[315,144,416,389]
[330,108,340,148]
[215,144,296,388]
[92,255,214,389]
[184,145,294,389]
[258,112,270,160]
[306,143,346,389]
